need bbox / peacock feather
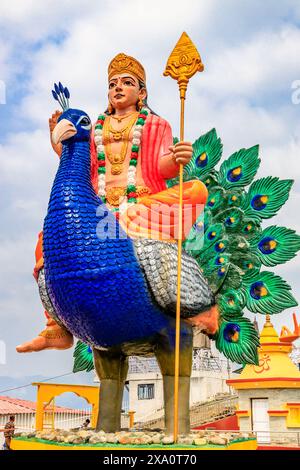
[242,177,293,221]
[250,225,300,267]
[218,145,260,190]
[185,128,223,181]
[168,128,299,366]
[213,316,259,365]
[240,271,297,314]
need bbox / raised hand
[49,110,62,157]
[169,141,193,166]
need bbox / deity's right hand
[49,110,62,157]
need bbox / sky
[0,0,300,389]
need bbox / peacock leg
[116,355,129,430]
[155,323,193,435]
[93,348,128,433]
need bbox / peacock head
[52,109,92,145]
[51,82,92,145]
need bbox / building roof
[228,315,300,390]
[0,395,86,416]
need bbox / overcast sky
[0,0,300,382]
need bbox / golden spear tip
[163,31,204,81]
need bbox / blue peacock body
[43,108,181,348]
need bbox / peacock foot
[16,326,73,353]
[184,304,219,335]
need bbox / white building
[95,334,231,423]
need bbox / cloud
[200,26,300,100]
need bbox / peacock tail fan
[73,340,94,373]
[213,317,260,365]
[165,128,300,364]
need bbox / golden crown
[108,53,146,84]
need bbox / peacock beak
[52,119,77,144]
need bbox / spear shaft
[164,32,204,442]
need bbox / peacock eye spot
[227,166,242,183]
[250,281,269,300]
[218,267,226,277]
[215,242,226,252]
[195,152,208,168]
[194,221,204,233]
[224,323,240,343]
[208,231,217,240]
[225,216,235,226]
[258,237,277,255]
[251,194,268,211]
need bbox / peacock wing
[133,238,215,318]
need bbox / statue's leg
[16,232,73,353]
[16,269,73,353]
[93,348,128,433]
[155,322,193,435]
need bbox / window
[138,384,154,400]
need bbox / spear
[163,32,204,442]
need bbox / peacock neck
[47,137,125,241]
[50,138,99,207]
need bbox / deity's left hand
[169,141,193,166]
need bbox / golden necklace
[111,111,137,123]
[102,112,138,175]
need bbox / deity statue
[16,50,299,436]
[17,53,216,353]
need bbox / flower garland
[94,108,149,211]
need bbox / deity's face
[108,73,146,111]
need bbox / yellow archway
[32,382,99,430]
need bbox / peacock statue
[41,84,300,434]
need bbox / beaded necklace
[94,108,149,211]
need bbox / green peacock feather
[73,340,94,373]
[217,289,245,319]
[213,316,259,365]
[218,145,260,190]
[241,271,297,314]
[206,186,226,213]
[184,128,223,181]
[250,225,300,267]
[214,207,244,233]
[242,177,293,221]
[240,218,262,240]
